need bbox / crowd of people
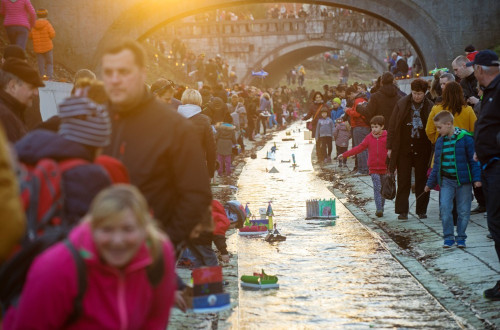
[0,0,499,328]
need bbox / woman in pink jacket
[0,0,36,49]
[4,184,177,329]
[339,115,388,217]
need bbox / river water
[231,124,460,329]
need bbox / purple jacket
[4,222,177,330]
[333,121,351,147]
[0,0,36,29]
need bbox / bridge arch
[31,0,500,74]
[243,39,387,86]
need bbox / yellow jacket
[0,125,25,263]
[425,104,477,144]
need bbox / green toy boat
[240,269,279,289]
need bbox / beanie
[333,97,341,105]
[2,58,44,87]
[58,97,111,147]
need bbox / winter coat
[204,97,232,125]
[333,121,351,147]
[193,200,230,254]
[342,130,388,174]
[29,18,55,54]
[475,74,500,166]
[15,130,112,225]
[0,126,25,263]
[460,72,479,105]
[387,94,433,171]
[365,84,401,124]
[330,106,344,122]
[427,128,481,188]
[303,102,324,137]
[259,97,271,112]
[3,221,176,329]
[0,89,28,142]
[315,117,335,139]
[178,104,216,178]
[425,105,476,144]
[345,94,370,128]
[0,0,36,29]
[215,123,236,156]
[235,103,247,128]
[103,91,212,247]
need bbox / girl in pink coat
[339,115,388,217]
[4,184,177,330]
[0,0,36,49]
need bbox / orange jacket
[29,19,55,54]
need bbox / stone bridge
[31,0,500,79]
[161,16,412,85]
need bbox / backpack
[19,158,89,242]
[355,101,372,126]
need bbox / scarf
[410,101,424,138]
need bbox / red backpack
[19,158,88,242]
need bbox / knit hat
[3,45,27,61]
[58,97,111,147]
[321,106,330,114]
[2,58,44,87]
[333,97,341,105]
[36,9,48,18]
[464,45,475,53]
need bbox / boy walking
[29,9,55,80]
[425,111,481,248]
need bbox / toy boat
[240,269,279,290]
[265,224,286,242]
[238,203,274,236]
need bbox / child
[315,107,335,163]
[425,111,481,249]
[29,9,55,80]
[338,116,388,217]
[333,116,350,167]
[215,122,236,176]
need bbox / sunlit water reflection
[234,123,459,329]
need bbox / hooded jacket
[0,89,28,143]
[29,18,55,54]
[365,84,401,124]
[204,97,232,125]
[215,123,236,156]
[178,104,216,178]
[3,222,176,329]
[342,130,388,174]
[0,0,36,29]
[333,121,351,147]
[15,130,112,225]
[427,128,481,188]
[103,91,212,247]
[345,93,370,128]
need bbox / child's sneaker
[443,240,455,248]
[456,240,466,248]
[375,210,383,217]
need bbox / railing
[164,17,392,38]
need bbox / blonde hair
[89,184,166,263]
[181,88,202,106]
[72,78,109,105]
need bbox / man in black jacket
[452,55,480,106]
[101,40,212,249]
[468,50,500,300]
[365,72,401,124]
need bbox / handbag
[306,104,323,131]
[380,157,396,200]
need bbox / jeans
[269,114,278,128]
[188,245,219,268]
[371,174,386,211]
[36,50,53,79]
[440,177,472,241]
[352,126,370,173]
[5,26,29,49]
[482,160,500,263]
[217,154,231,176]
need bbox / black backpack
[355,100,372,126]
[0,231,164,324]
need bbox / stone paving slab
[319,158,500,329]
